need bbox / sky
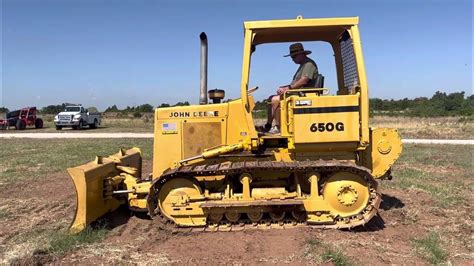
[1,0,472,111]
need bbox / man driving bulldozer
[264,43,319,134]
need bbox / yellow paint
[69,16,403,231]
[67,148,142,233]
[361,128,403,178]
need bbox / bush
[133,111,142,118]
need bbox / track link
[147,160,381,232]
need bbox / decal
[310,122,344,132]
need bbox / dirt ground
[1,159,472,265]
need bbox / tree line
[252,91,473,117]
[368,91,473,117]
[0,91,471,117]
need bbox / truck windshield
[65,107,81,112]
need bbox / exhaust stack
[199,32,208,105]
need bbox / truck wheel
[90,119,98,129]
[55,125,62,130]
[78,120,84,130]
[15,120,26,130]
[35,118,43,129]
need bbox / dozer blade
[68,147,142,233]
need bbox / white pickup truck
[54,105,101,130]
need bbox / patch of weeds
[0,208,10,219]
[0,138,153,183]
[388,164,467,207]
[48,225,109,254]
[321,247,352,266]
[307,238,322,247]
[304,238,352,265]
[303,238,322,259]
[411,231,447,265]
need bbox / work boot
[264,123,272,132]
[268,125,280,134]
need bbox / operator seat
[314,74,324,88]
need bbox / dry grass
[256,115,473,139]
[371,116,473,139]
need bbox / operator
[264,43,318,134]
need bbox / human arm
[276,76,310,95]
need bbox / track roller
[225,211,241,223]
[269,211,286,222]
[247,210,263,223]
[208,213,223,224]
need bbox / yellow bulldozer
[69,16,402,233]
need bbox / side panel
[153,104,228,178]
[182,122,222,158]
[226,97,258,144]
[291,94,360,144]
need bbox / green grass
[5,225,109,263]
[48,226,109,254]
[321,247,352,266]
[0,208,10,219]
[411,231,447,264]
[304,238,352,265]
[387,144,473,207]
[0,138,153,182]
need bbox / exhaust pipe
[200,32,208,105]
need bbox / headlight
[54,116,58,121]
[73,114,81,119]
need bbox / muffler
[200,32,208,105]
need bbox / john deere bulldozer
[69,16,402,233]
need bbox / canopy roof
[244,17,359,45]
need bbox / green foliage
[254,100,268,110]
[104,104,119,112]
[0,106,9,113]
[133,111,142,118]
[370,91,473,117]
[0,208,10,219]
[321,247,352,266]
[304,238,352,265]
[105,102,192,112]
[86,106,98,113]
[0,138,153,182]
[48,226,108,254]
[411,231,447,264]
[40,103,78,114]
[173,101,190,106]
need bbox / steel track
[146,160,381,232]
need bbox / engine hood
[57,111,80,116]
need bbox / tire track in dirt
[1,159,473,264]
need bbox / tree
[173,101,190,106]
[40,103,77,114]
[158,103,170,108]
[0,107,9,113]
[137,104,154,113]
[104,105,119,112]
[86,107,98,113]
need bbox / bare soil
[1,160,472,265]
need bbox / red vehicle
[0,107,43,130]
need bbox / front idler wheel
[322,172,370,218]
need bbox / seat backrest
[314,74,324,88]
